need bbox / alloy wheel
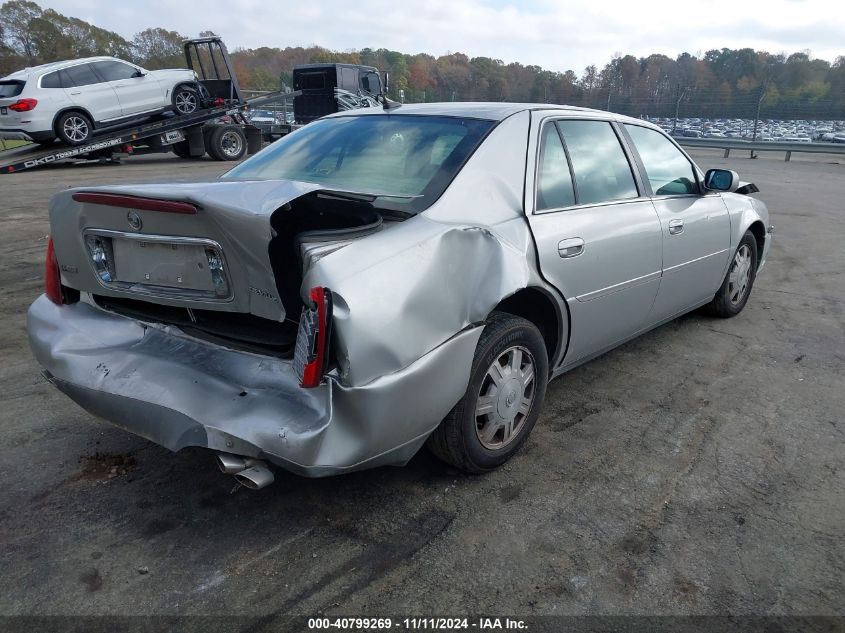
[175,91,198,114]
[63,116,89,143]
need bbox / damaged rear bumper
[27,296,481,477]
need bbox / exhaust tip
[234,464,275,490]
[215,452,246,474]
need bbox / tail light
[9,98,37,112]
[293,287,333,388]
[44,237,63,304]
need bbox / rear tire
[55,111,92,146]
[171,140,201,159]
[207,124,246,161]
[707,230,758,318]
[426,313,549,473]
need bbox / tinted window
[223,115,494,214]
[625,124,698,195]
[92,60,139,82]
[41,71,62,88]
[557,120,638,205]
[300,73,326,90]
[64,64,101,87]
[0,80,25,97]
[536,122,575,210]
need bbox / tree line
[2,0,844,120]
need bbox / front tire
[707,230,758,318]
[172,85,199,115]
[427,313,549,473]
[55,111,92,146]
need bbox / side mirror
[381,72,389,94]
[133,70,146,78]
[704,168,739,192]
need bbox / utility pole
[672,86,689,133]
[750,80,768,159]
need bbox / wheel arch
[52,106,96,133]
[746,220,766,269]
[489,286,568,367]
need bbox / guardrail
[676,137,845,161]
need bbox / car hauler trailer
[0,37,291,174]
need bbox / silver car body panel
[28,296,482,476]
[28,102,770,476]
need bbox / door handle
[69,91,81,95]
[558,237,585,258]
[668,219,684,235]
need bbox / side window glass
[557,120,638,205]
[41,71,62,88]
[64,64,101,87]
[624,124,698,195]
[536,122,575,210]
[92,61,139,82]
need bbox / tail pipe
[215,452,275,489]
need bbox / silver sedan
[28,103,771,488]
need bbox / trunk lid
[50,179,326,323]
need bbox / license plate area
[163,130,184,144]
[83,230,232,301]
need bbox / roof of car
[2,57,126,80]
[326,101,650,125]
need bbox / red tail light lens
[293,287,333,388]
[9,98,37,112]
[45,237,63,305]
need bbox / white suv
[0,57,200,146]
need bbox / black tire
[171,140,201,159]
[172,85,200,115]
[55,111,92,146]
[207,125,246,161]
[707,230,758,318]
[426,313,549,473]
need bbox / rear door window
[556,120,639,205]
[64,64,101,87]
[536,122,576,211]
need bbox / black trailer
[0,37,288,174]
[292,63,383,124]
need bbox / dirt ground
[0,147,842,619]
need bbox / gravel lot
[0,148,842,619]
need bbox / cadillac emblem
[127,210,143,231]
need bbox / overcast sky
[39,0,843,72]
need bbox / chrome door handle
[668,219,684,235]
[558,237,585,258]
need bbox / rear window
[222,114,494,214]
[299,73,326,90]
[0,80,25,98]
[40,71,62,89]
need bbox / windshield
[222,114,495,213]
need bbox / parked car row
[645,116,845,143]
